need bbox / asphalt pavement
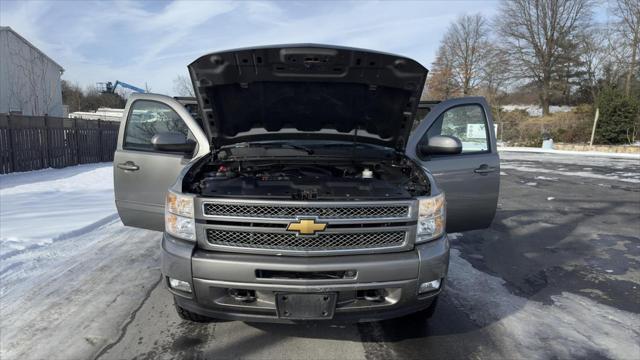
[97,151,640,360]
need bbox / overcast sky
[0,0,610,95]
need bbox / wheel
[420,295,439,319]
[174,302,215,323]
[423,295,439,318]
[383,296,439,326]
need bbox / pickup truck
[113,44,499,323]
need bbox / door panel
[407,97,499,233]
[114,94,209,231]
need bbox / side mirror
[419,135,463,156]
[151,132,196,153]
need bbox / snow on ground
[447,249,640,359]
[534,176,558,181]
[0,163,161,359]
[500,104,574,117]
[499,150,640,167]
[1,221,160,360]
[499,147,640,160]
[501,162,640,184]
[499,151,640,184]
[0,164,117,258]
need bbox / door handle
[117,161,139,171]
[474,164,496,174]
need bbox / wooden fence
[0,114,120,174]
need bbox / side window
[124,100,190,151]
[425,105,489,154]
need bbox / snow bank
[0,164,117,258]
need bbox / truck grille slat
[203,203,409,219]
[199,199,415,255]
[206,229,406,251]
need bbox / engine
[187,157,430,201]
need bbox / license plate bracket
[276,293,337,320]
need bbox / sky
[0,0,610,96]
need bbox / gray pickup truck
[113,44,499,323]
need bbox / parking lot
[1,151,639,360]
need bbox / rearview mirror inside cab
[419,135,463,156]
[151,132,196,154]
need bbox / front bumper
[161,233,450,323]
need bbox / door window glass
[425,105,489,153]
[124,100,189,151]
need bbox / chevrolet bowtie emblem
[287,219,327,235]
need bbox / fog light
[419,279,441,294]
[168,278,192,293]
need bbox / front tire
[422,295,439,318]
[413,296,439,320]
[174,302,214,323]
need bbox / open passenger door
[407,97,499,233]
[113,94,209,231]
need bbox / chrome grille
[203,203,410,219]
[206,229,406,251]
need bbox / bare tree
[612,0,640,96]
[426,42,459,100]
[496,0,593,115]
[578,27,608,103]
[82,86,126,111]
[173,75,195,97]
[426,14,491,99]
[480,43,511,104]
[61,80,84,113]
[446,14,490,95]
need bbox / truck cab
[113,44,499,323]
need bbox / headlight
[166,191,194,217]
[416,193,446,243]
[165,190,195,241]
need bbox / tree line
[426,0,639,117]
[61,80,126,114]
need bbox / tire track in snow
[0,213,119,262]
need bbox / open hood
[188,44,428,151]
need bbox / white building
[0,26,64,117]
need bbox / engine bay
[186,155,430,201]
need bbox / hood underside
[188,44,428,151]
